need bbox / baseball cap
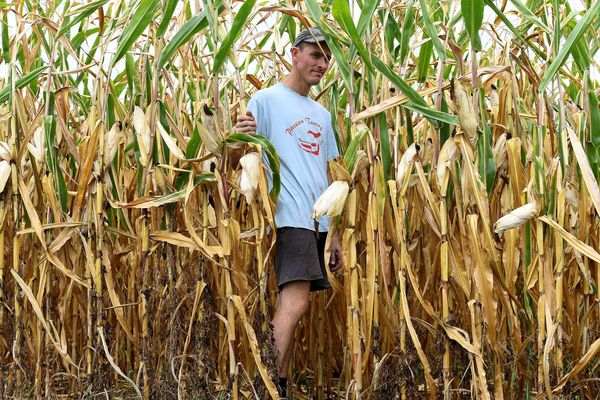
[293,27,327,47]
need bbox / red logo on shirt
[285,118,324,156]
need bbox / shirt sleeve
[247,94,269,139]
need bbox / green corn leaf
[343,127,369,172]
[357,0,381,36]
[372,56,458,125]
[402,102,459,125]
[125,53,137,95]
[186,125,201,159]
[212,0,256,74]
[226,133,281,202]
[2,12,9,63]
[510,0,550,33]
[72,27,99,50]
[159,9,213,68]
[419,0,446,58]
[305,0,354,92]
[379,113,392,182]
[156,0,179,38]
[539,0,600,92]
[417,38,433,82]
[399,0,416,66]
[57,0,109,39]
[381,9,401,56]
[332,0,374,73]
[479,119,496,195]
[483,0,521,41]
[590,91,600,147]
[43,114,68,212]
[570,37,591,71]
[0,66,49,105]
[460,0,484,50]
[113,0,161,64]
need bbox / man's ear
[290,46,299,59]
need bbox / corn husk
[27,126,45,163]
[104,121,125,167]
[157,119,185,160]
[0,160,11,192]
[566,186,578,207]
[132,106,151,166]
[437,137,459,190]
[396,143,419,189]
[492,133,508,172]
[451,79,478,146]
[239,152,260,203]
[312,180,350,219]
[0,141,11,161]
[199,104,223,155]
[494,202,538,233]
[352,149,370,179]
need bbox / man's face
[291,42,331,87]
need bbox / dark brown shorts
[275,227,331,291]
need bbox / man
[235,27,343,398]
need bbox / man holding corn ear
[235,27,343,398]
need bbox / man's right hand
[235,111,256,134]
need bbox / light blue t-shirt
[247,83,339,232]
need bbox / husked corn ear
[494,202,538,233]
[396,143,419,189]
[451,79,478,146]
[437,137,459,190]
[239,152,260,203]
[132,106,151,166]
[27,126,45,163]
[0,141,11,161]
[312,180,350,220]
[157,119,185,160]
[0,160,11,192]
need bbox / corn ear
[312,180,350,219]
[200,104,223,155]
[104,121,125,167]
[494,202,538,233]
[352,149,370,179]
[396,143,419,190]
[451,79,478,147]
[132,106,151,166]
[492,133,508,171]
[437,137,459,190]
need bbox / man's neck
[282,73,310,97]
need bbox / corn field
[1,0,600,398]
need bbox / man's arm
[326,131,343,272]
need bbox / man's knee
[279,281,310,320]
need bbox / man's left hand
[328,235,344,272]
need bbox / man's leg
[272,280,311,379]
